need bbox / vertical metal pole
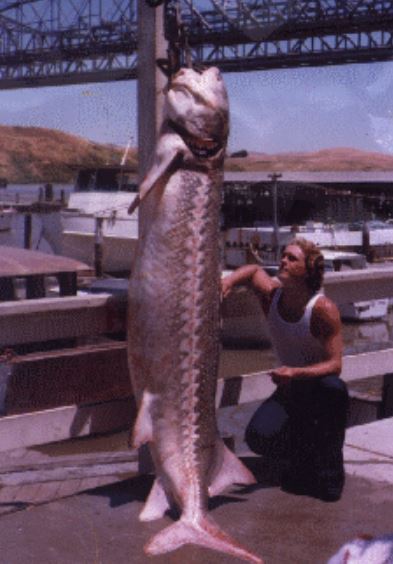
[268,173,282,262]
[94,216,104,278]
[137,3,167,237]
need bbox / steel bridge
[0,0,393,89]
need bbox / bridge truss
[0,0,392,89]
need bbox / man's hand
[221,277,233,300]
[270,366,300,385]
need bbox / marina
[1,2,393,562]
[5,171,393,274]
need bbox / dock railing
[1,266,393,452]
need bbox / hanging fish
[127,66,262,563]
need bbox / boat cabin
[74,165,137,193]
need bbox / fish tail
[144,514,263,563]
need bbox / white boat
[322,250,389,322]
[60,165,139,273]
[0,207,15,232]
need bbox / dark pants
[245,375,349,500]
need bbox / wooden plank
[0,293,127,346]
[215,347,393,408]
[342,348,393,382]
[2,342,131,414]
[0,245,91,277]
[0,398,135,452]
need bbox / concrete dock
[0,411,392,564]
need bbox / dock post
[135,2,167,474]
[268,172,282,262]
[381,373,393,418]
[26,276,46,299]
[44,183,54,202]
[0,277,16,301]
[94,216,104,278]
[58,272,77,296]
[24,214,32,249]
[137,1,166,227]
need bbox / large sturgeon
[127,66,262,563]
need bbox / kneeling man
[222,238,349,502]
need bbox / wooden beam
[216,347,393,408]
[324,266,393,304]
[0,245,90,277]
[0,294,127,346]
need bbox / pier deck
[0,416,392,564]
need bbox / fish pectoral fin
[139,477,171,522]
[145,514,263,563]
[138,140,183,203]
[208,442,256,497]
[131,390,156,448]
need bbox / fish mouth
[168,119,223,159]
[185,135,222,158]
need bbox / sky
[0,60,392,155]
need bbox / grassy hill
[0,126,137,183]
[1,125,393,183]
[226,147,393,172]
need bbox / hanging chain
[144,0,192,78]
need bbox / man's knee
[316,375,349,438]
[319,375,349,408]
[245,426,266,455]
[245,418,288,457]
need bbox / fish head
[165,66,229,159]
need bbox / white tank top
[267,288,325,367]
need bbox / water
[219,311,393,380]
[2,183,393,379]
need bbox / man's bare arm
[221,265,279,300]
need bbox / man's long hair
[291,237,324,293]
